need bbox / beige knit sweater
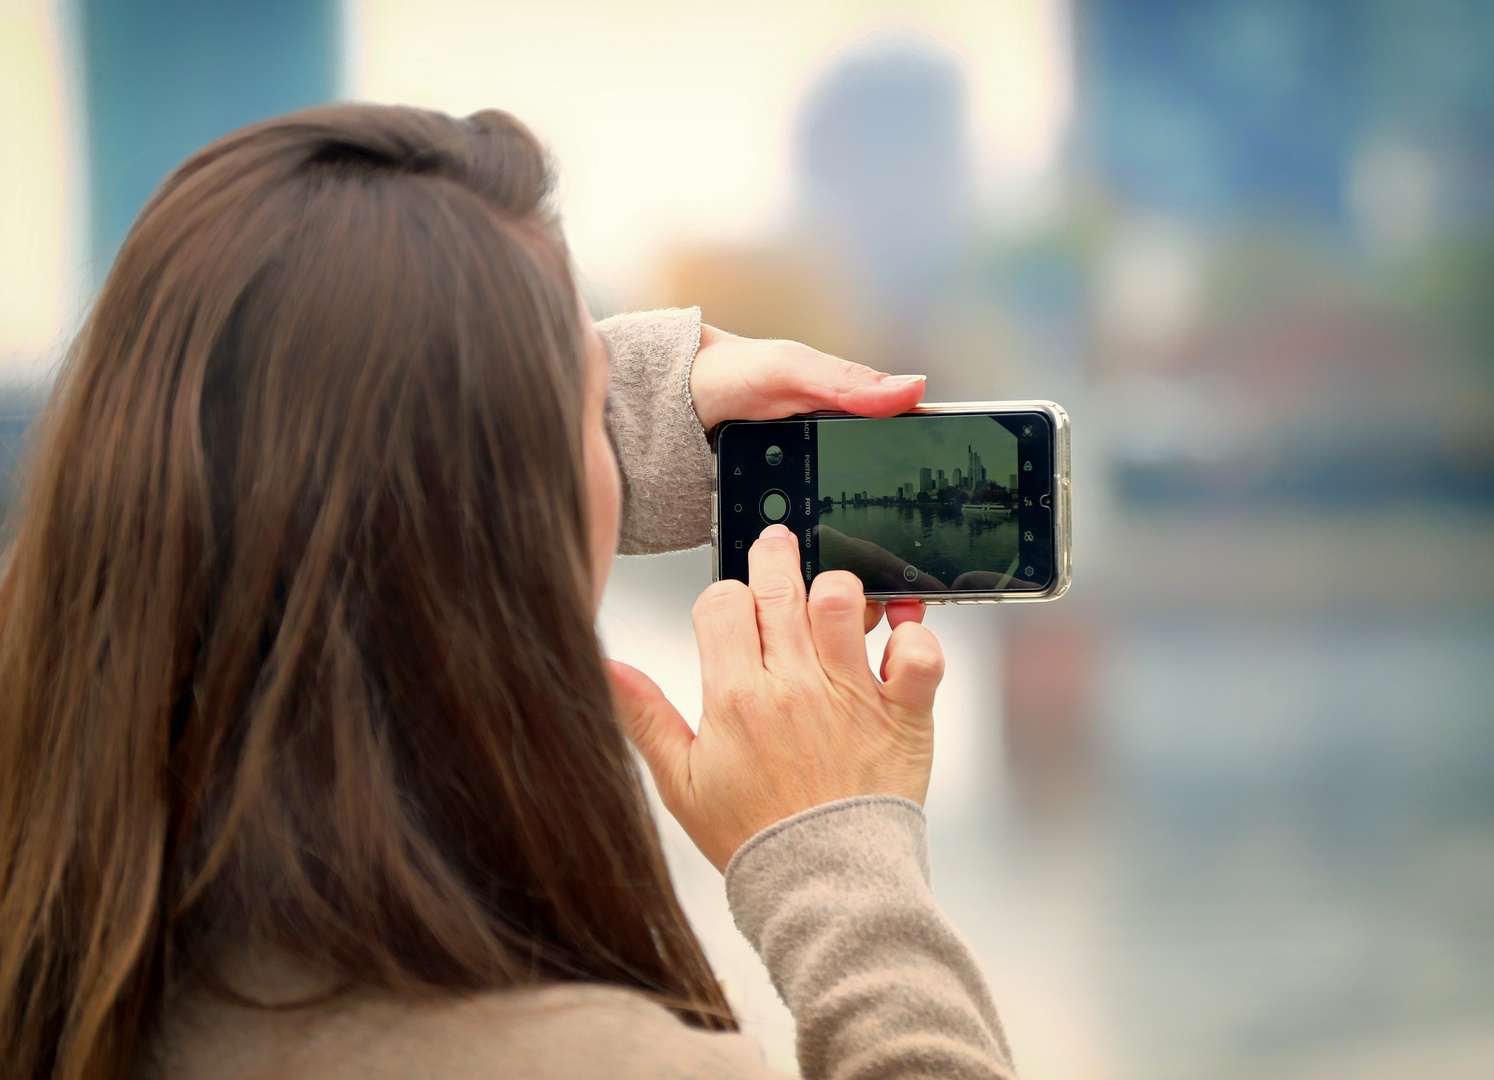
[145,310,1014,1080]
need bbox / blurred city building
[1081,0,1494,513]
[1,0,338,516]
[82,0,339,272]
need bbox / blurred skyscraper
[1080,0,1494,237]
[1075,0,1494,511]
[81,0,339,274]
[0,0,339,517]
[794,32,974,314]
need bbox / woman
[0,105,1012,1079]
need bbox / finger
[607,660,694,814]
[879,622,945,717]
[815,525,947,592]
[762,347,926,418]
[836,368,927,417]
[691,330,929,430]
[885,600,925,629]
[692,579,763,697]
[808,571,875,683]
[863,600,885,634]
[747,523,816,674]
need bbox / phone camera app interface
[719,412,1054,595]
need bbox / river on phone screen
[819,504,1018,584]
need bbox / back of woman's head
[0,103,731,1080]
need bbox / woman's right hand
[608,524,945,872]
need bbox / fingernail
[880,374,926,388]
[759,524,793,540]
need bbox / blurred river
[820,503,1020,585]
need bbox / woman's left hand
[689,324,928,633]
[689,323,927,432]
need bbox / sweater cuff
[724,796,930,952]
[597,308,714,554]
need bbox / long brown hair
[0,103,733,1080]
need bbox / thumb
[606,660,694,813]
[879,622,945,720]
[836,368,927,418]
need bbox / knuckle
[808,571,864,617]
[693,579,750,621]
[834,357,877,386]
[901,645,946,681]
[770,343,853,391]
[717,683,760,717]
[893,628,945,679]
[775,677,817,707]
[752,571,802,606]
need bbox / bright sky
[817,413,1018,499]
[0,1,1070,375]
[0,0,80,378]
[350,0,1073,304]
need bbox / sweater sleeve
[597,307,714,555]
[725,796,1016,1080]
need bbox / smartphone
[713,401,1071,603]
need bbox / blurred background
[3,0,1492,1076]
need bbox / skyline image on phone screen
[817,414,1029,591]
[715,404,1067,600]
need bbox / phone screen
[716,409,1057,597]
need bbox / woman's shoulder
[399,983,773,1077]
[148,980,781,1080]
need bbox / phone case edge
[711,400,1073,605]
